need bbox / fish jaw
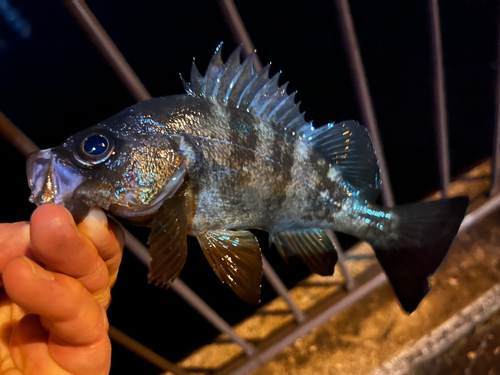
[27,149,85,208]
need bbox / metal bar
[491,2,500,196]
[262,256,308,324]
[324,229,356,291]
[369,282,500,375]
[459,193,500,233]
[429,0,450,198]
[0,111,39,156]
[63,0,151,102]
[171,279,258,356]
[217,0,262,70]
[334,0,395,207]
[123,229,258,357]
[108,325,190,375]
[229,272,389,375]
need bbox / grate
[0,1,499,374]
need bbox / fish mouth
[27,149,85,207]
[110,163,186,219]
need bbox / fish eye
[84,134,109,155]
[73,129,115,166]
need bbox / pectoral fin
[147,194,188,288]
[198,230,263,304]
[271,229,338,276]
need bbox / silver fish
[27,44,468,312]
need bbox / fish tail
[369,196,468,313]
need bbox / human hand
[0,204,125,375]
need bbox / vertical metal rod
[63,0,151,102]
[0,111,39,156]
[334,0,395,207]
[108,326,190,375]
[491,2,500,196]
[262,257,308,323]
[123,229,258,356]
[429,0,450,198]
[217,0,262,70]
[324,229,356,291]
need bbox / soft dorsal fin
[180,43,309,133]
[303,121,381,201]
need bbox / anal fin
[147,194,188,288]
[272,229,338,276]
[198,230,263,304]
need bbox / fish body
[27,45,468,312]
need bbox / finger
[10,315,111,375]
[0,290,25,374]
[3,257,107,345]
[0,222,34,289]
[29,204,110,305]
[77,207,125,287]
[0,223,32,275]
[4,257,111,374]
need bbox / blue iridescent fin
[306,121,381,201]
[198,229,263,304]
[271,229,338,276]
[180,43,309,133]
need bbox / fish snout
[26,149,85,207]
[27,149,55,205]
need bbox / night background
[0,0,497,373]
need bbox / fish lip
[27,149,85,207]
[27,149,53,205]
[110,163,186,219]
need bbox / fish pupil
[84,135,109,155]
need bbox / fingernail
[24,256,54,281]
[84,206,108,229]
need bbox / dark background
[0,0,497,373]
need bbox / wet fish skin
[27,44,468,311]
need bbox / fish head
[27,124,186,222]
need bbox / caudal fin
[371,196,468,313]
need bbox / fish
[26,43,468,313]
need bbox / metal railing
[1,1,500,375]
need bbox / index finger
[29,204,110,303]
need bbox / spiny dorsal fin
[180,43,309,133]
